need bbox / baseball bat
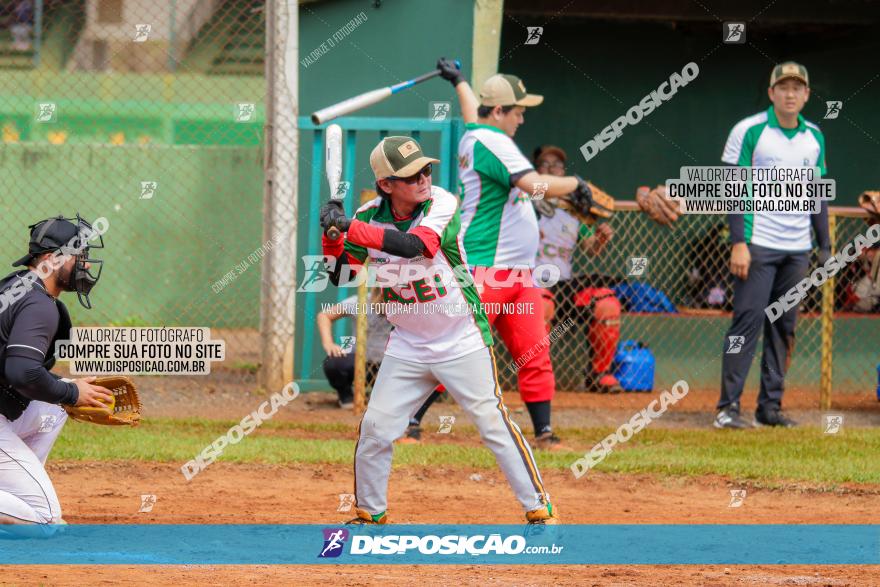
[325,124,344,240]
[310,60,461,125]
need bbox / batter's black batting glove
[319,200,352,235]
[817,248,832,267]
[437,57,465,87]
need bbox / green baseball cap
[770,61,809,87]
[370,136,440,180]
[480,74,543,107]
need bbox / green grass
[107,315,151,327]
[53,419,880,487]
[229,361,260,374]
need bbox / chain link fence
[6,2,875,404]
[0,0,296,388]
[349,205,877,403]
[507,205,875,398]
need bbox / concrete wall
[69,0,214,72]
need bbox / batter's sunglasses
[389,164,432,184]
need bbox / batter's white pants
[0,400,67,525]
[354,346,549,516]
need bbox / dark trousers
[323,354,380,403]
[718,244,810,413]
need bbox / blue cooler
[613,340,655,392]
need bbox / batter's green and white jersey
[722,106,827,251]
[535,207,593,280]
[458,123,539,268]
[344,186,493,363]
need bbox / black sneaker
[713,406,753,429]
[755,409,797,428]
[533,431,571,452]
[397,424,421,444]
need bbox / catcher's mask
[12,214,105,309]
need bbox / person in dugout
[317,287,446,440]
[531,145,623,394]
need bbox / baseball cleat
[585,371,622,393]
[714,406,753,429]
[397,424,422,444]
[754,408,797,428]
[346,508,387,525]
[533,431,571,452]
[597,373,623,394]
[526,505,560,525]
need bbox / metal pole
[34,0,43,68]
[820,213,836,410]
[168,0,177,71]
[259,0,298,392]
[353,276,368,415]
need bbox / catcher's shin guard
[590,291,621,375]
[575,288,621,375]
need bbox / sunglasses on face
[390,164,432,184]
[537,161,564,171]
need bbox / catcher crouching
[0,215,139,533]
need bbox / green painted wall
[0,0,476,344]
[497,19,879,205]
[482,17,880,393]
[0,73,265,145]
[0,144,263,327]
[298,0,474,117]
[0,73,266,328]
[294,0,475,377]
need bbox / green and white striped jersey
[721,106,827,251]
[458,123,539,268]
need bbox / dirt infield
[44,462,880,525]
[4,462,880,585]
[7,564,877,586]
[7,382,879,585]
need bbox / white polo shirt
[535,206,593,280]
[721,106,827,251]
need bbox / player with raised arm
[437,58,609,449]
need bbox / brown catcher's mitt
[636,184,680,227]
[64,376,141,426]
[554,177,614,225]
[859,190,880,226]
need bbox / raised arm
[437,58,478,124]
